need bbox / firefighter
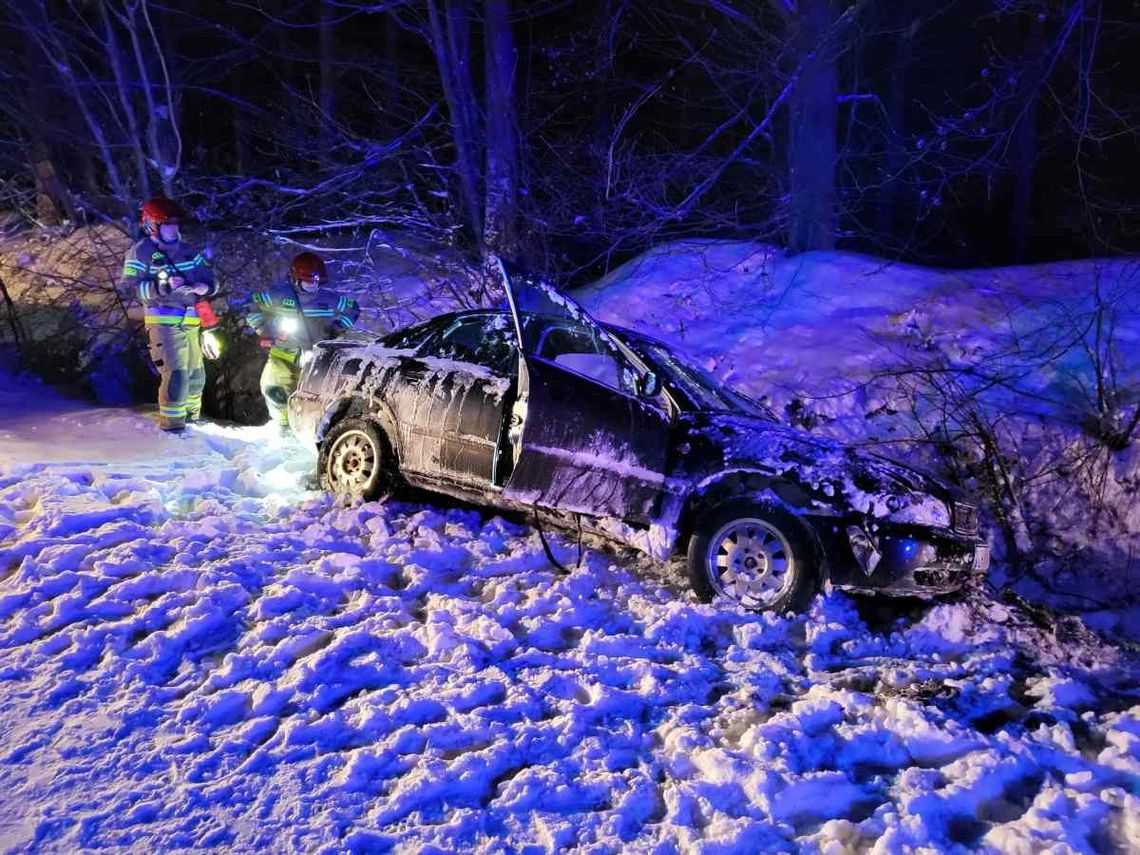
[121,198,221,431]
[245,251,360,429]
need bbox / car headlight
[878,494,952,528]
[951,502,979,536]
[847,526,882,576]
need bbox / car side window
[381,318,440,350]
[430,315,516,374]
[535,319,638,395]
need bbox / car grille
[952,502,979,536]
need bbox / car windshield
[632,339,776,418]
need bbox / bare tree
[783,0,841,252]
[2,0,184,219]
[482,0,519,258]
[426,0,485,244]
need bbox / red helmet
[140,198,184,234]
[290,251,327,284]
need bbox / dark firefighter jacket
[122,237,217,327]
[245,284,360,364]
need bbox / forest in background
[0,0,1136,278]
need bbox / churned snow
[1,372,1138,852]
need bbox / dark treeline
[0,0,1136,281]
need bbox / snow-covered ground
[579,241,1140,639]
[2,372,1139,853]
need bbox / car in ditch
[288,261,989,613]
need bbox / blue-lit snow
[579,240,1140,640]
[1,372,1138,852]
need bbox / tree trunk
[1010,103,1036,263]
[124,1,181,196]
[25,1,131,210]
[319,0,337,163]
[274,0,296,130]
[787,0,838,253]
[0,271,28,355]
[427,0,485,245]
[383,14,400,112]
[482,0,519,258]
[22,23,75,224]
[875,8,915,243]
[98,0,151,201]
[28,141,75,225]
[592,0,612,200]
[1010,16,1043,263]
[233,66,251,174]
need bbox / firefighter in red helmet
[245,251,360,430]
[121,198,221,431]
[291,252,326,286]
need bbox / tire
[687,499,820,614]
[318,417,391,501]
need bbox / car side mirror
[637,370,661,398]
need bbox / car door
[498,265,674,523]
[387,312,518,486]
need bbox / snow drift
[577,241,1140,638]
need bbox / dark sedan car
[288,263,988,613]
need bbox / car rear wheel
[687,500,819,613]
[319,418,390,500]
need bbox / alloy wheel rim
[329,430,378,494]
[705,517,795,608]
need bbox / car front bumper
[825,521,989,596]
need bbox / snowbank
[581,240,1139,423]
[578,241,1140,637]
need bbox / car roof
[599,321,670,351]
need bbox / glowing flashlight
[279,316,299,335]
[201,328,223,359]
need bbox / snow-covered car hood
[685,413,956,527]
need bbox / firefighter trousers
[146,324,205,430]
[260,350,300,427]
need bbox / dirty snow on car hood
[1,376,1138,852]
[690,414,953,527]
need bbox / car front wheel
[319,417,390,500]
[687,500,819,613]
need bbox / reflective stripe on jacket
[145,306,202,326]
[245,285,360,350]
[121,237,217,325]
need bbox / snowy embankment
[578,241,1140,638]
[0,224,476,422]
[1,373,1139,852]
